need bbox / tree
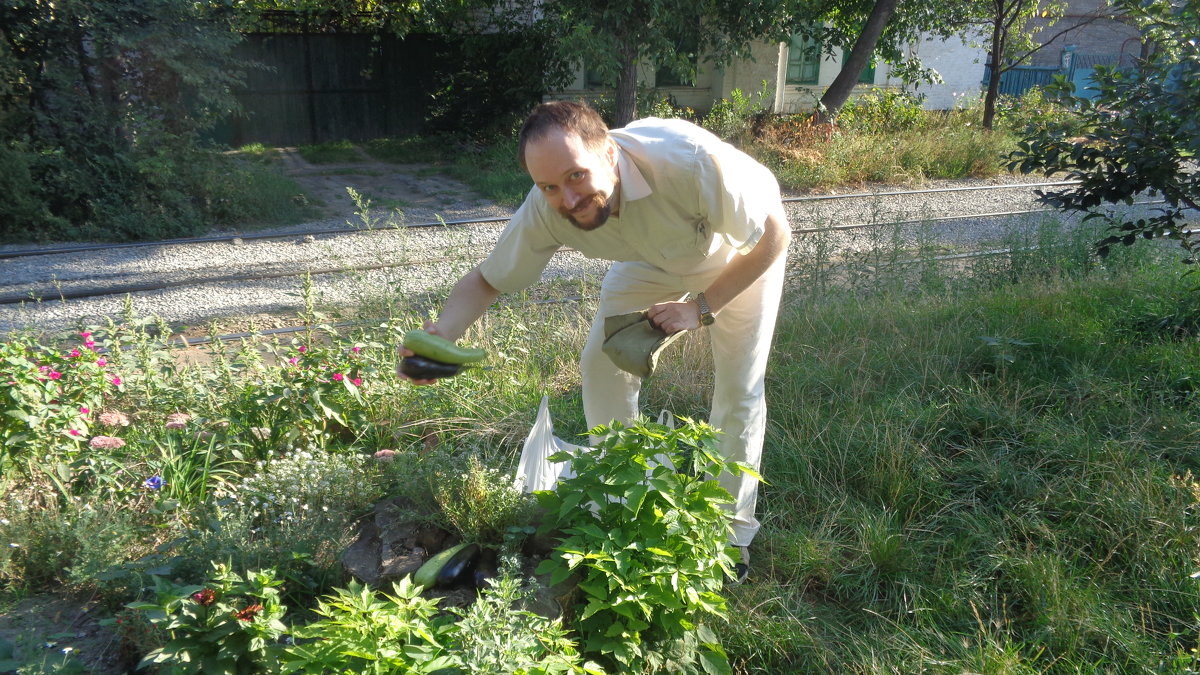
[972,0,1118,129]
[1009,0,1199,266]
[0,0,247,240]
[525,0,808,127]
[792,0,979,121]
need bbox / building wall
[900,32,990,109]
[1026,0,1142,67]
[548,31,991,114]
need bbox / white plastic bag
[513,399,682,494]
[512,396,585,493]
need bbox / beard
[561,191,614,231]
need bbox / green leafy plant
[434,454,537,546]
[536,417,753,674]
[0,331,116,480]
[281,577,456,674]
[447,557,598,674]
[129,563,288,674]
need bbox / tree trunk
[982,11,1006,130]
[614,41,638,128]
[817,0,900,122]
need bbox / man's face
[525,128,619,231]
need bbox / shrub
[536,417,749,673]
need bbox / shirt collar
[616,146,652,205]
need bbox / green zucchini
[414,542,472,589]
[404,329,487,365]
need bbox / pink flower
[297,346,307,353]
[89,436,126,449]
[332,373,344,382]
[96,358,107,367]
[38,365,49,372]
[288,357,299,366]
[351,346,361,354]
[165,412,190,430]
[373,449,397,461]
[80,407,90,415]
[110,376,121,386]
[352,378,362,386]
[69,349,81,357]
[48,371,62,380]
[99,411,131,427]
[84,341,95,349]
[68,429,81,436]
[80,332,91,339]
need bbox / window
[842,49,876,84]
[786,33,822,85]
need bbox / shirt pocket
[651,217,713,265]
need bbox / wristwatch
[694,292,716,326]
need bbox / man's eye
[569,171,585,181]
[541,185,557,193]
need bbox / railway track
[0,180,1174,336]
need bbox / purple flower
[144,475,164,490]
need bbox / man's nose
[561,186,581,210]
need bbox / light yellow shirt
[479,117,783,293]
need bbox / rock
[342,496,456,587]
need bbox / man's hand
[647,300,702,334]
[398,320,442,385]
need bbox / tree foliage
[0,0,250,241]
[1009,0,1199,266]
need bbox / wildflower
[69,349,80,358]
[49,371,62,380]
[332,373,344,382]
[373,449,397,461]
[38,365,48,372]
[288,357,299,366]
[79,406,90,415]
[351,346,361,353]
[352,378,362,386]
[96,358,106,367]
[68,429,81,436]
[110,376,121,386]
[297,345,307,353]
[192,588,217,606]
[99,411,130,427]
[80,332,91,339]
[143,475,164,490]
[89,436,126,449]
[233,604,264,622]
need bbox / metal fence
[207,33,447,147]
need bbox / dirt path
[275,147,514,228]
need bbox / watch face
[701,313,715,326]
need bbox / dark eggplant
[473,547,499,590]
[400,355,462,380]
[435,543,481,588]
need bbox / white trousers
[580,254,787,546]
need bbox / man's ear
[605,138,618,167]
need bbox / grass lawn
[1,209,1197,672]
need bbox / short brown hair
[517,100,609,170]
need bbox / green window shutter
[841,49,876,84]
[786,33,821,85]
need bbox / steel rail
[0,180,1089,261]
